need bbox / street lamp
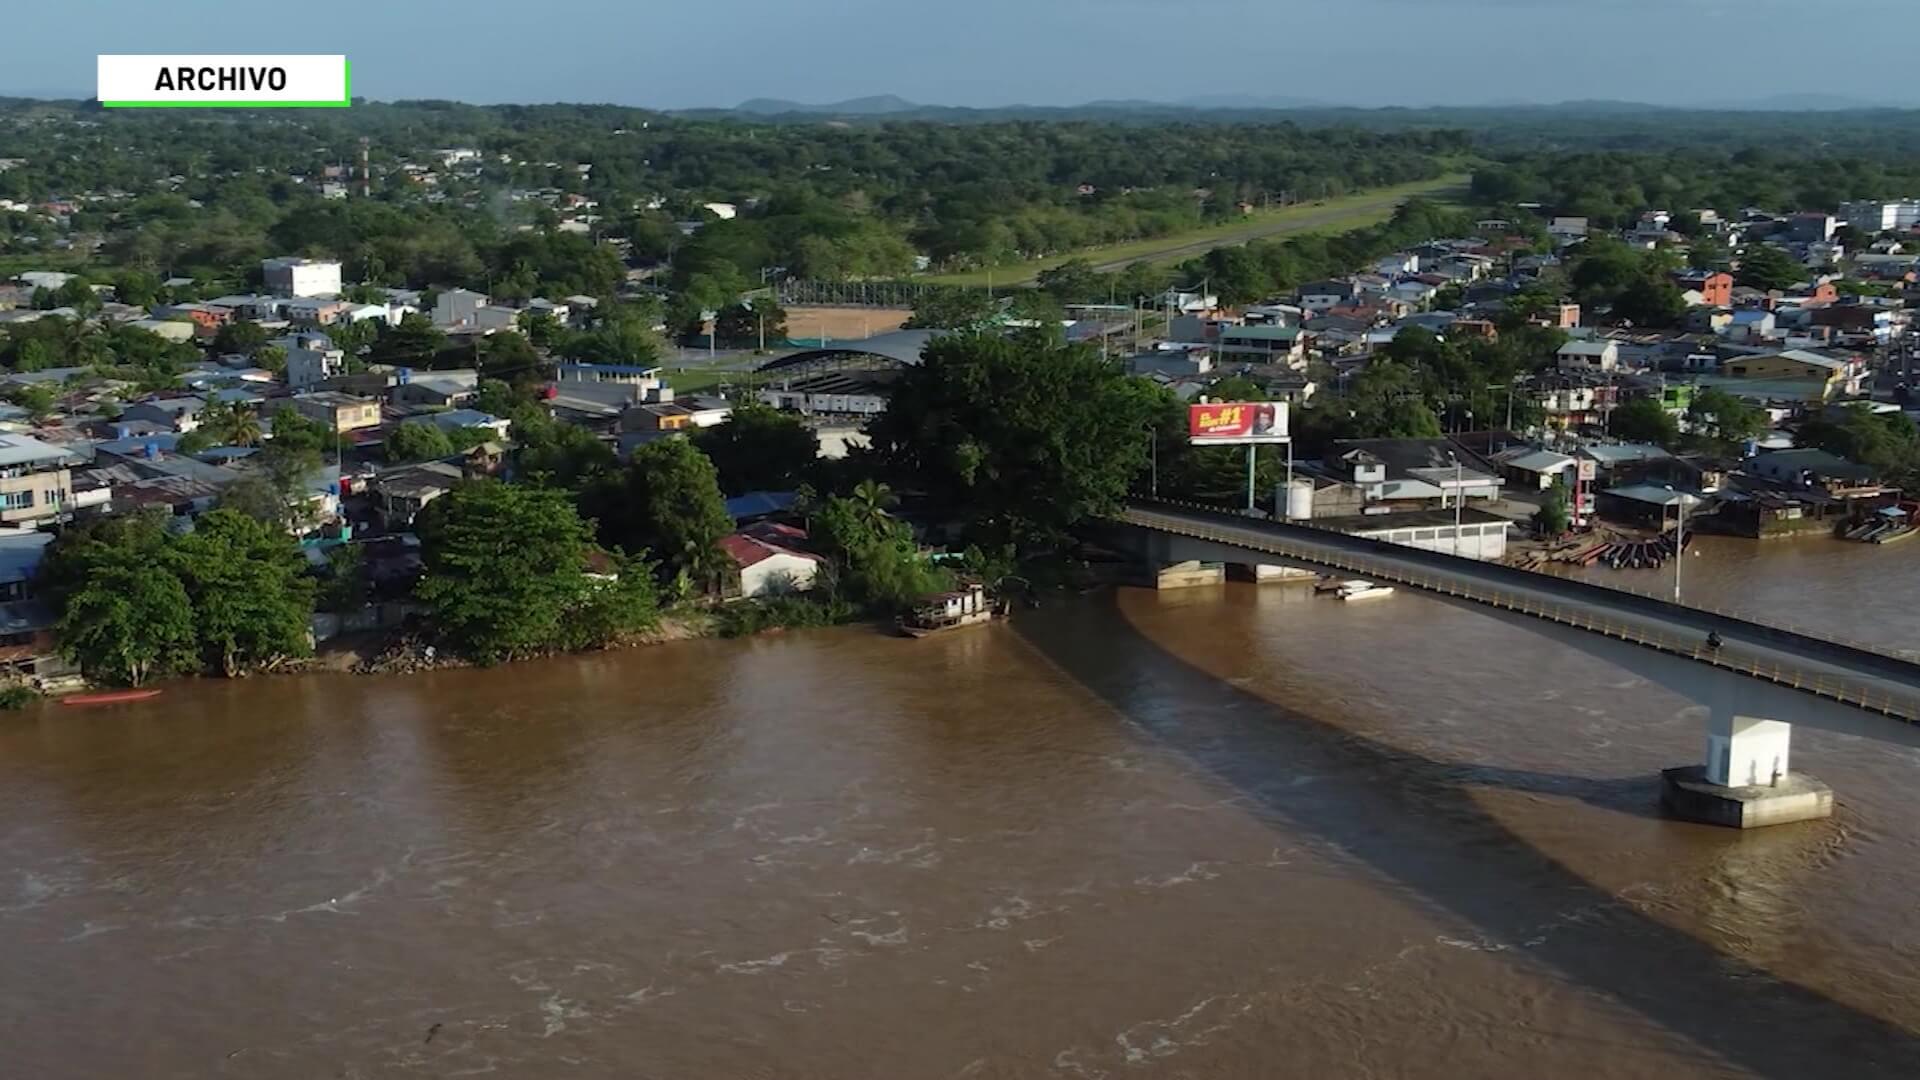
[1665,484,1686,603]
[1448,451,1463,556]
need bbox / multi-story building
[261,257,343,299]
[281,333,347,391]
[290,392,382,434]
[1839,199,1920,235]
[0,434,76,526]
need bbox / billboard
[1188,402,1289,445]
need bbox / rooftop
[0,433,72,469]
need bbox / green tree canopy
[689,402,819,494]
[865,332,1164,548]
[415,480,656,662]
[1611,397,1681,446]
[584,438,734,588]
[1736,244,1806,291]
[385,421,456,463]
[172,509,315,677]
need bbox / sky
[2,0,1917,111]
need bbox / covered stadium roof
[758,329,938,373]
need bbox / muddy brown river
[5,535,1920,1078]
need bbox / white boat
[1316,576,1374,594]
[1337,581,1395,601]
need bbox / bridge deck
[1121,500,1920,724]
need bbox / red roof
[721,532,823,569]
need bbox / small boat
[1316,576,1373,594]
[897,583,1006,638]
[61,688,163,707]
[1337,581,1395,601]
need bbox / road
[1118,499,1920,731]
[1083,183,1466,274]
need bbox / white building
[1839,199,1920,235]
[721,530,823,598]
[261,257,342,299]
[1557,340,1620,372]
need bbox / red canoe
[61,689,164,707]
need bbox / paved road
[1082,182,1467,275]
[1120,500,1920,729]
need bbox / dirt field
[784,306,911,343]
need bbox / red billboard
[1188,402,1289,445]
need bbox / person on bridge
[1706,631,1723,651]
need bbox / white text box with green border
[98,55,349,108]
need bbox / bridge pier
[1661,708,1832,828]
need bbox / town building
[282,333,346,391]
[721,522,823,599]
[291,392,383,434]
[1839,199,1920,235]
[1213,325,1307,368]
[0,434,77,527]
[261,257,343,299]
[1557,340,1620,372]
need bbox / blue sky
[1,0,1914,109]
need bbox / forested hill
[0,99,1468,288]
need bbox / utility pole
[1246,443,1257,514]
[1668,485,1686,603]
[1449,452,1463,556]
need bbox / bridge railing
[1128,495,1919,666]
[1121,499,1920,722]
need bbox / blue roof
[725,490,797,520]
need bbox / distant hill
[1175,93,1333,110]
[734,95,920,116]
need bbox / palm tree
[849,479,898,530]
[224,404,263,447]
[198,400,263,447]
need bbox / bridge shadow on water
[1013,592,1920,1078]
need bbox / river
[5,538,1920,1078]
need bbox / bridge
[1097,498,1920,828]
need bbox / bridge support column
[1661,709,1832,828]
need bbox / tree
[865,332,1165,548]
[475,330,546,384]
[38,513,204,687]
[689,402,819,494]
[1736,244,1805,291]
[367,313,447,367]
[1687,387,1765,445]
[385,421,456,463]
[255,345,287,374]
[1611,397,1680,446]
[57,553,197,687]
[12,383,57,422]
[172,509,314,676]
[1533,476,1571,537]
[415,481,651,662]
[810,492,951,613]
[199,399,263,447]
[714,298,787,350]
[1612,276,1688,329]
[1798,404,1920,482]
[212,320,270,356]
[905,289,996,331]
[267,405,330,456]
[52,278,100,314]
[218,474,293,527]
[585,438,733,588]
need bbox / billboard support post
[1246,444,1256,513]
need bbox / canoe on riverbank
[60,689,163,707]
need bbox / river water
[5,538,1920,1078]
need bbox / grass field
[922,173,1469,287]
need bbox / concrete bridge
[1097,498,1920,827]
